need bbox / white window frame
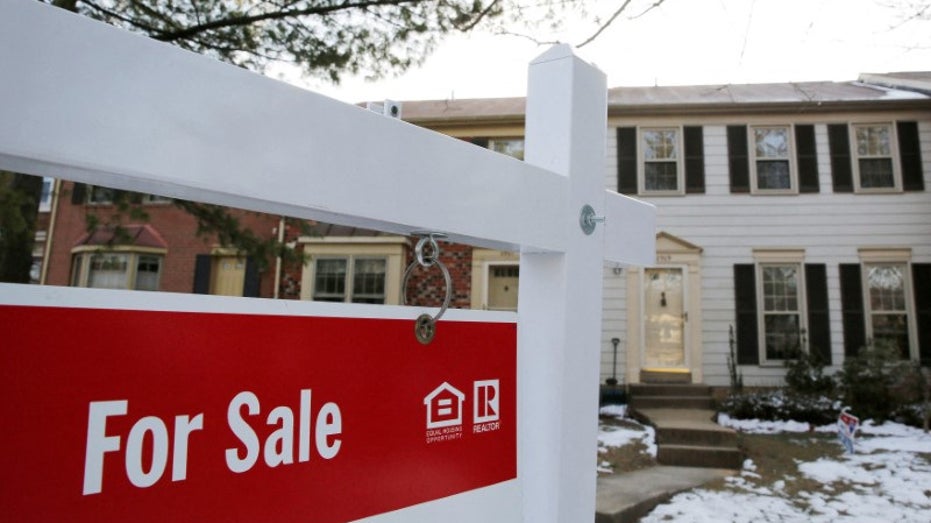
[299,236,406,305]
[38,176,54,212]
[749,125,798,195]
[311,255,388,304]
[850,122,902,193]
[638,127,684,196]
[70,247,165,291]
[858,249,917,360]
[754,250,807,365]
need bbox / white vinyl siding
[601,119,931,387]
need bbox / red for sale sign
[0,302,516,522]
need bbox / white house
[398,72,931,388]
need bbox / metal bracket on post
[579,204,605,235]
[402,232,452,344]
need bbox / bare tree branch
[576,0,665,48]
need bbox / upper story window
[88,185,115,204]
[640,128,683,195]
[852,123,900,191]
[38,177,54,212]
[488,138,524,160]
[618,126,705,196]
[750,126,796,193]
[828,121,924,193]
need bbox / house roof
[391,74,931,123]
[857,71,931,95]
[73,224,168,249]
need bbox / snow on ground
[599,411,931,522]
[597,405,656,473]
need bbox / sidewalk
[595,465,733,522]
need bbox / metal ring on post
[402,232,452,344]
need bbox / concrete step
[655,426,738,448]
[629,396,714,410]
[657,444,744,469]
[629,384,712,398]
[596,466,735,523]
[640,370,691,384]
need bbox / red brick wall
[403,240,472,309]
[45,182,282,297]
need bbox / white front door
[642,268,687,369]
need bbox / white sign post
[0,1,655,521]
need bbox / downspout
[273,216,285,299]
[39,178,61,285]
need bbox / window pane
[88,185,115,204]
[88,253,129,289]
[490,139,524,160]
[756,160,791,189]
[871,314,910,359]
[643,130,678,160]
[754,128,788,159]
[313,259,347,302]
[868,265,906,311]
[134,255,161,291]
[858,159,895,188]
[856,125,891,156]
[762,266,798,312]
[644,162,678,191]
[352,258,386,304]
[765,314,800,360]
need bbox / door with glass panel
[643,268,686,369]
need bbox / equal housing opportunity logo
[423,380,500,443]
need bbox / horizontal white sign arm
[0,0,566,253]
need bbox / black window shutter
[897,121,925,192]
[839,264,866,357]
[828,124,853,193]
[795,125,819,193]
[727,125,750,193]
[469,137,489,148]
[617,127,637,194]
[243,258,261,297]
[912,263,931,366]
[193,254,212,294]
[734,264,759,365]
[684,126,705,194]
[805,264,832,365]
[70,182,86,204]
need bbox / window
[87,185,115,204]
[488,138,524,160]
[750,126,795,193]
[299,236,406,305]
[38,177,54,212]
[852,123,900,191]
[312,257,387,304]
[759,264,805,361]
[640,128,682,194]
[864,263,911,358]
[70,251,163,291]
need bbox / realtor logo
[424,382,465,429]
[473,380,500,423]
